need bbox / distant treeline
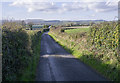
[2,19,108,26]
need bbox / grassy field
[65,28,89,34]
[63,26,89,28]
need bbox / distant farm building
[32,25,43,30]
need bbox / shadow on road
[36,32,109,81]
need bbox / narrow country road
[36,32,108,81]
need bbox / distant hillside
[1,19,106,25]
[24,19,106,25]
[25,19,45,24]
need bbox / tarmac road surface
[36,32,108,81]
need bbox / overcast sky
[1,0,119,21]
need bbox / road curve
[36,32,108,81]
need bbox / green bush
[19,30,42,81]
[2,21,43,81]
[2,21,32,81]
[89,22,119,55]
[2,28,31,81]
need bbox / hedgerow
[89,22,119,56]
[2,21,43,81]
[2,22,31,80]
[48,22,120,81]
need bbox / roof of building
[32,25,43,28]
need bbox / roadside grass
[19,30,42,81]
[48,28,120,81]
[65,28,89,34]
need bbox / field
[49,23,120,81]
[63,26,89,29]
[65,28,89,34]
